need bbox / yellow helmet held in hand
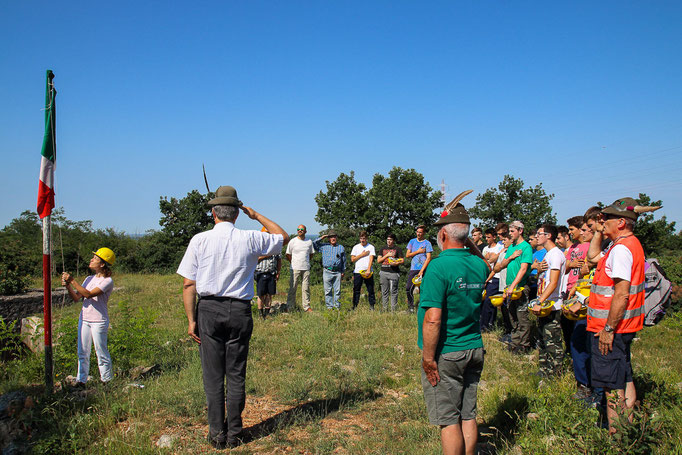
[93,247,116,265]
[506,286,525,300]
[528,298,555,317]
[489,294,505,307]
[412,275,423,286]
[358,269,373,279]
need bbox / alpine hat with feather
[435,190,473,226]
[601,197,661,221]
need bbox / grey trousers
[380,271,400,311]
[509,291,531,350]
[197,297,253,443]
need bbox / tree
[158,189,215,242]
[469,175,556,231]
[633,193,680,255]
[366,167,442,242]
[151,189,216,270]
[314,171,369,230]
[315,168,442,242]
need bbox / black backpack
[643,258,673,326]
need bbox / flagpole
[39,70,56,394]
[43,215,53,392]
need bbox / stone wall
[0,288,71,330]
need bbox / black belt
[199,295,250,304]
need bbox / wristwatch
[604,324,615,333]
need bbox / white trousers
[77,316,113,383]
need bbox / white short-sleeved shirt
[351,243,376,273]
[285,237,314,271]
[496,249,508,292]
[538,246,566,309]
[605,244,633,282]
[177,222,283,300]
[81,275,114,322]
[483,243,504,279]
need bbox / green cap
[600,197,639,221]
[208,186,242,207]
[434,204,470,226]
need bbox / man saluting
[177,186,289,449]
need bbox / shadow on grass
[483,392,530,453]
[634,371,682,408]
[242,389,382,443]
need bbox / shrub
[0,268,30,295]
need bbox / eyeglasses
[536,232,547,236]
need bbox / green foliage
[315,171,369,230]
[469,174,556,230]
[366,167,442,243]
[108,299,160,373]
[315,167,442,243]
[633,193,681,255]
[0,268,31,295]
[0,317,22,361]
[158,189,214,243]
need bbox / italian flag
[37,70,56,219]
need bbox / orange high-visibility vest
[587,235,645,333]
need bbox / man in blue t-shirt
[405,225,434,312]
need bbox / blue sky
[2,1,681,235]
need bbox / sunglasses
[297,229,305,231]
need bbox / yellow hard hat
[358,269,373,278]
[490,294,505,307]
[93,247,116,265]
[506,287,525,300]
[412,275,423,286]
[562,300,587,321]
[528,299,555,317]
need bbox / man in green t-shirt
[418,203,489,455]
[495,220,534,353]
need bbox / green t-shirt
[504,240,533,287]
[417,248,488,355]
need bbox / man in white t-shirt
[351,231,376,310]
[285,225,315,312]
[481,228,504,331]
[531,224,567,379]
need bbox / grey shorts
[422,347,485,425]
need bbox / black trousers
[197,297,253,443]
[480,278,499,331]
[406,270,420,310]
[353,273,376,308]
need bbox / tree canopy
[468,175,556,231]
[314,167,442,243]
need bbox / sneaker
[305,308,313,313]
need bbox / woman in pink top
[62,247,116,385]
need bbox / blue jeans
[571,319,591,386]
[77,316,112,383]
[323,269,342,309]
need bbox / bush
[0,268,30,295]
[0,316,23,361]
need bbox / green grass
[2,273,681,454]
